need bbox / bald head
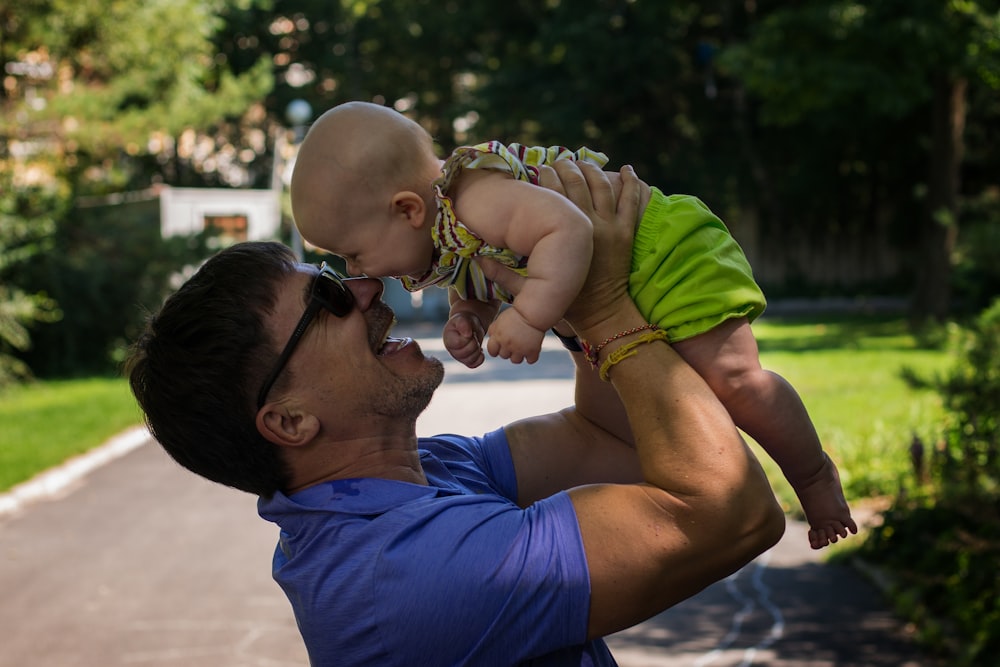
[290,102,437,251]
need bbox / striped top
[400,141,608,303]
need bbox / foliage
[934,297,1000,495]
[718,0,1000,319]
[16,198,218,377]
[1,0,275,193]
[863,502,999,666]
[0,172,67,387]
[953,187,1000,314]
[2,0,273,378]
[719,1,1000,126]
[861,299,1000,665]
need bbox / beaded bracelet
[599,329,670,381]
[550,328,583,352]
[581,323,659,368]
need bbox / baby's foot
[792,453,858,549]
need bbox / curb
[0,425,151,520]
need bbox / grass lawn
[751,315,951,514]
[0,377,144,493]
[0,316,955,500]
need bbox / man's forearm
[563,335,633,445]
[573,304,775,512]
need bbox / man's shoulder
[418,429,509,458]
[420,429,516,499]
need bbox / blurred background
[2,0,998,379]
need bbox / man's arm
[501,318,637,506]
[485,161,785,640]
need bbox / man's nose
[344,277,384,309]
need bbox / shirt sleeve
[420,429,519,502]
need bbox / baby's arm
[443,289,501,368]
[451,170,594,363]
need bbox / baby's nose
[345,277,385,309]
[345,261,363,277]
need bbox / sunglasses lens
[314,271,354,316]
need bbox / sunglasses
[256,262,355,409]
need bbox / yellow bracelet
[581,323,657,368]
[598,329,670,381]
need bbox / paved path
[0,324,932,666]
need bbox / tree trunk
[913,74,966,322]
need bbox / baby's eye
[343,256,365,277]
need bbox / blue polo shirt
[258,428,616,666]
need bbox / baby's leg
[672,317,857,549]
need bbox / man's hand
[541,161,640,334]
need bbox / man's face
[265,266,444,429]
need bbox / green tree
[1,0,274,193]
[0,171,65,387]
[1,0,274,376]
[719,0,1000,319]
[214,0,485,150]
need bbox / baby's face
[326,214,434,280]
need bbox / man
[127,161,784,666]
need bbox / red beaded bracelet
[581,323,659,368]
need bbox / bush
[862,298,1000,666]
[935,298,1000,497]
[17,196,216,377]
[0,176,67,387]
[952,189,1000,316]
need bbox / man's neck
[285,436,427,493]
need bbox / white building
[158,187,280,242]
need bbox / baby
[290,101,856,549]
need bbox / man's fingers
[535,165,565,196]
[577,161,615,217]
[549,160,593,210]
[616,165,641,229]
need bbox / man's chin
[374,363,443,420]
[414,358,446,413]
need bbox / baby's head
[290,101,440,278]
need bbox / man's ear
[256,403,320,448]
[391,191,427,228]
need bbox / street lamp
[284,99,313,260]
[286,99,313,142]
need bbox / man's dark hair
[126,242,297,497]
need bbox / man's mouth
[371,312,411,356]
[377,336,412,356]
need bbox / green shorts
[629,188,766,342]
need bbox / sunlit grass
[0,378,143,492]
[750,316,951,515]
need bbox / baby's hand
[443,312,487,368]
[486,308,545,364]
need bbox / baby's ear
[391,191,427,228]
